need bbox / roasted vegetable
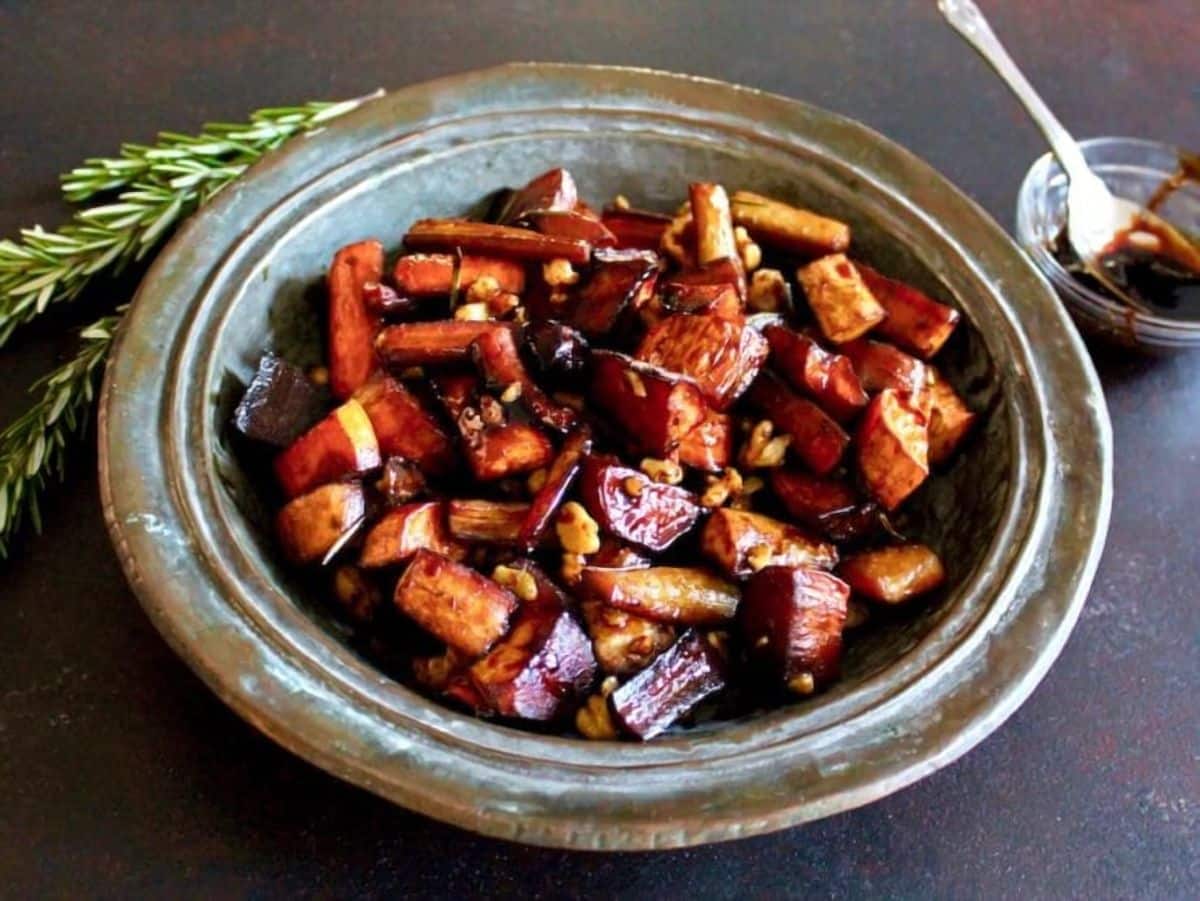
[856,263,960,359]
[328,240,383,399]
[376,321,511,368]
[676,407,733,472]
[840,337,929,413]
[276,482,367,565]
[519,428,592,550]
[700,508,838,578]
[600,206,671,251]
[354,376,455,475]
[498,167,578,224]
[579,566,739,625]
[590,537,651,570]
[393,253,525,297]
[798,253,885,344]
[404,218,591,263]
[393,549,517,655]
[635,312,767,410]
[471,325,578,433]
[571,249,660,338]
[233,354,326,448]
[377,457,428,506]
[746,372,849,476]
[436,374,555,481]
[273,399,381,498]
[926,367,977,466]
[770,469,884,543]
[581,600,676,676]
[763,325,868,422]
[589,351,705,455]
[359,501,463,568]
[740,566,849,690]
[730,191,850,257]
[839,543,945,603]
[522,320,590,381]
[446,499,531,545]
[578,455,702,552]
[856,389,929,510]
[524,210,617,246]
[610,629,727,739]
[468,605,597,720]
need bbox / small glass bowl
[1016,136,1200,352]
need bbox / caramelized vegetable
[677,407,733,472]
[471,325,578,433]
[273,399,381,498]
[840,337,929,413]
[700,508,837,578]
[770,469,884,543]
[233,354,326,448]
[589,351,705,455]
[581,600,676,676]
[354,376,455,475]
[763,325,868,422]
[600,206,671,251]
[404,218,591,263]
[436,374,555,481]
[610,629,726,739]
[926,367,977,466]
[571,249,660,338]
[327,240,383,399]
[579,566,739,625]
[856,389,929,510]
[690,182,738,266]
[525,210,617,247]
[359,501,463,568]
[635,312,767,410]
[393,549,517,655]
[376,321,511,368]
[798,253,885,344]
[519,428,592,550]
[578,456,702,552]
[498,167,578,224]
[393,253,526,297]
[447,499,531,544]
[276,482,367,565]
[730,190,850,257]
[856,263,960,359]
[839,543,945,603]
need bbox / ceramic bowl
[99,64,1111,849]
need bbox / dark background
[1,1,1197,897]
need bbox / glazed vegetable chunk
[523,320,590,381]
[690,182,738,266]
[436,374,555,481]
[276,482,366,565]
[856,263,960,359]
[376,321,511,368]
[600,205,671,251]
[468,605,597,720]
[446,499,531,545]
[762,325,868,422]
[579,566,739,625]
[839,543,946,603]
[926,367,977,466]
[610,629,727,740]
[404,218,591,263]
[730,190,851,257]
[746,372,849,476]
[840,337,929,413]
[353,376,455,475]
[327,240,383,399]
[740,566,849,690]
[570,249,660,338]
[798,253,886,344]
[676,407,733,472]
[471,325,578,433]
[233,354,326,448]
[519,428,592,550]
[525,210,617,246]
[700,508,838,578]
[578,456,703,552]
[770,469,884,543]
[589,351,705,455]
[394,549,518,656]
[581,600,676,677]
[359,501,463,568]
[635,312,768,410]
[393,253,525,297]
[856,389,929,510]
[498,167,579,224]
[274,399,380,498]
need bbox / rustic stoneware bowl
[99,64,1111,849]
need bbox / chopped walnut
[576,692,619,740]
[556,502,601,555]
[730,475,765,510]
[700,467,744,508]
[543,258,580,287]
[453,301,491,321]
[492,564,538,603]
[787,672,816,696]
[747,268,792,313]
[733,225,762,272]
[746,543,773,572]
[740,420,791,469]
[622,476,645,498]
[526,468,548,494]
[639,457,684,485]
[307,365,329,387]
[465,274,501,304]
[612,194,631,211]
[560,552,587,585]
[624,369,647,398]
[499,381,523,404]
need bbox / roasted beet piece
[581,600,676,676]
[435,374,556,481]
[446,499,530,544]
[273,399,381,498]
[700,508,838,578]
[519,428,592,550]
[840,337,929,413]
[376,321,511,368]
[730,191,851,257]
[377,457,428,506]
[589,351,705,456]
[404,218,590,264]
[353,376,455,475]
[635,312,767,410]
[468,605,597,721]
[740,566,849,689]
[571,249,660,338]
[522,320,590,381]
[856,263,960,359]
[233,354,327,448]
[600,206,671,251]
[392,253,526,297]
[327,240,383,399]
[763,325,868,422]
[393,549,517,656]
[578,456,702,552]
[839,543,946,603]
[746,372,849,476]
[524,210,617,247]
[610,629,727,740]
[926,367,977,466]
[359,501,463,568]
[579,566,739,625]
[798,253,885,344]
[856,389,929,510]
[497,167,578,224]
[770,469,884,543]
[276,482,366,565]
[676,407,733,472]
[471,325,578,433]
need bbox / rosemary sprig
[0,312,121,557]
[0,93,378,348]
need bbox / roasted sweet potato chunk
[798,253,886,344]
[394,549,517,655]
[405,218,590,263]
[498,167,578,224]
[610,629,726,740]
[327,240,383,399]
[740,566,849,689]
[581,600,676,677]
[926,367,977,466]
[392,253,525,297]
[690,183,738,266]
[276,482,366,565]
[376,320,511,368]
[677,407,733,472]
[519,428,592,550]
[589,351,705,455]
[763,325,867,422]
[856,389,929,510]
[839,543,945,603]
[856,263,960,359]
[471,325,578,433]
[233,354,326,448]
[770,469,884,543]
[579,566,739,625]
[635,312,767,410]
[700,508,838,578]
[571,249,660,338]
[600,206,671,251]
[353,376,455,475]
[359,501,463,568]
[578,456,703,552]
[469,605,597,720]
[436,374,556,481]
[525,210,617,247]
[446,499,530,544]
[274,399,381,498]
[730,190,851,257]
[840,337,929,413]
[746,372,849,476]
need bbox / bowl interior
[209,129,1011,732]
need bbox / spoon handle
[937,0,1096,188]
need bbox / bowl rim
[99,62,1112,849]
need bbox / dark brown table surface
[2,1,1197,896]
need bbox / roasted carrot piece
[404,218,591,264]
[393,253,526,296]
[327,240,383,399]
[353,376,455,475]
[746,372,849,476]
[700,508,838,578]
[376,320,511,368]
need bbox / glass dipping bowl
[1016,136,1200,352]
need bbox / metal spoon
[938,0,1153,311]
